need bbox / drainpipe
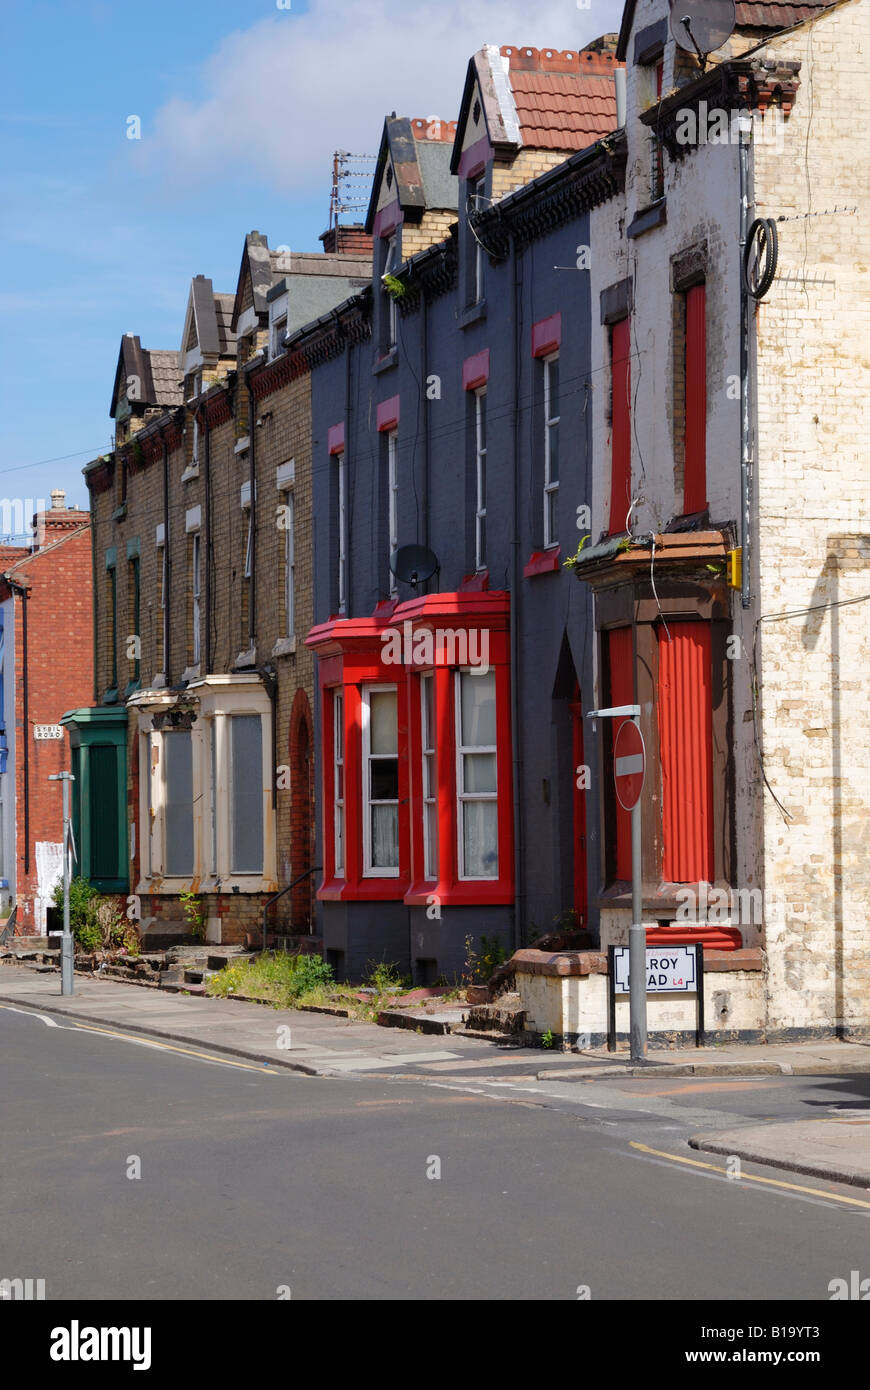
[248,373,257,650]
[89,479,98,703]
[509,231,523,954]
[161,428,170,680]
[738,113,753,610]
[343,314,352,606]
[421,289,430,559]
[203,400,212,672]
[10,581,30,876]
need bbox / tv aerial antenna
[669,0,736,69]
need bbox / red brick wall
[10,521,94,931]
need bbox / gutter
[161,427,171,677]
[6,579,30,876]
[248,370,257,649]
[509,231,523,954]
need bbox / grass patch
[207,951,334,1008]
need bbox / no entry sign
[614,720,645,811]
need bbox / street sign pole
[628,712,646,1061]
[588,704,647,1062]
[49,771,75,996]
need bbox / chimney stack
[51,488,66,510]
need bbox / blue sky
[0,0,622,519]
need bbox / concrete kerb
[689,1132,870,1190]
[0,994,329,1077]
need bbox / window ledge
[404,880,513,908]
[523,547,561,578]
[124,680,141,698]
[458,299,487,329]
[150,672,168,688]
[181,664,200,683]
[181,465,200,483]
[111,504,127,522]
[234,436,251,455]
[271,636,297,658]
[627,200,667,239]
[373,349,398,375]
[234,647,257,669]
[102,688,119,705]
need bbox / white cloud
[146,0,624,193]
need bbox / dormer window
[271,315,287,359]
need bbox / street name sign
[613,945,698,994]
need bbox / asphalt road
[2,1005,869,1301]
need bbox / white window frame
[361,683,399,878]
[474,388,487,571]
[271,315,288,359]
[337,451,347,614]
[191,531,201,665]
[472,175,485,304]
[133,681,275,896]
[192,415,200,466]
[243,510,253,579]
[387,430,398,598]
[333,689,345,878]
[384,235,398,351]
[455,667,498,880]
[543,352,560,548]
[421,673,437,881]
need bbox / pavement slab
[3,965,870,1087]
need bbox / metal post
[587,704,647,1061]
[629,769,646,1061]
[49,772,75,995]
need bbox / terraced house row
[68,0,870,1043]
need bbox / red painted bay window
[608,317,632,535]
[307,591,514,906]
[684,283,707,513]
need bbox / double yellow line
[630,1140,870,1209]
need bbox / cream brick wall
[491,149,569,199]
[402,211,457,259]
[754,0,870,1035]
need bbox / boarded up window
[231,715,263,873]
[89,744,117,881]
[164,731,193,877]
[657,621,714,882]
[684,283,707,513]
[608,317,632,535]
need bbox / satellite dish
[390,544,440,587]
[669,0,735,65]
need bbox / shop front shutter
[89,743,118,881]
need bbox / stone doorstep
[377,1007,468,1036]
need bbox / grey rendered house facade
[292,42,625,982]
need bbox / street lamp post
[48,771,75,996]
